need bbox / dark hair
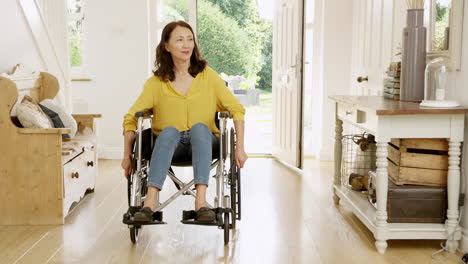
[153,21,207,82]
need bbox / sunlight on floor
[244,91,272,154]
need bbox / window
[157,0,197,41]
[68,0,85,71]
[162,0,190,23]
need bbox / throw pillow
[40,99,77,138]
[10,116,23,128]
[10,94,26,117]
[39,104,71,139]
[16,95,53,128]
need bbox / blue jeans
[148,123,218,190]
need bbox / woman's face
[165,26,194,62]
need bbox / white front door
[272,0,304,168]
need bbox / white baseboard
[272,156,303,175]
[99,147,123,160]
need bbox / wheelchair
[122,110,242,245]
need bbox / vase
[400,9,426,102]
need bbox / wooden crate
[387,138,448,186]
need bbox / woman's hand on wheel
[121,157,132,178]
[235,148,248,169]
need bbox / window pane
[67,0,82,14]
[68,0,84,67]
[162,0,189,23]
[434,2,450,51]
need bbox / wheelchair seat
[171,141,220,166]
[139,128,221,166]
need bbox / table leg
[446,140,461,253]
[375,141,388,254]
[333,118,343,204]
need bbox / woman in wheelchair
[121,21,247,223]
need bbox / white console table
[330,95,468,254]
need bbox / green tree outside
[257,27,272,90]
[197,0,253,76]
[206,0,272,89]
[69,33,82,67]
[434,3,450,51]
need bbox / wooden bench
[0,68,101,225]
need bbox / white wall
[71,0,153,159]
[0,0,44,72]
[313,0,354,161]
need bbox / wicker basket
[341,133,376,190]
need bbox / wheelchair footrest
[122,206,166,225]
[181,219,221,226]
[181,208,229,226]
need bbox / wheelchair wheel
[224,212,230,245]
[126,157,138,206]
[229,128,241,226]
[127,169,148,207]
[230,172,237,229]
[236,169,241,220]
[127,177,131,206]
[141,174,148,198]
[130,226,141,244]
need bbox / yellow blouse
[123,66,245,136]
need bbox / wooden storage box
[387,138,448,186]
[368,171,447,223]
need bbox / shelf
[334,185,461,240]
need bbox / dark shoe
[134,207,154,222]
[195,207,216,222]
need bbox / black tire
[127,141,138,206]
[224,212,230,245]
[229,128,241,222]
[230,128,236,166]
[130,226,140,244]
[230,206,236,229]
[229,129,237,228]
[229,170,237,229]
[127,177,132,206]
[237,169,241,221]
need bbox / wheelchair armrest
[218,112,229,119]
[135,109,153,118]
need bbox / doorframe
[299,0,309,166]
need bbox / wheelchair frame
[122,111,241,245]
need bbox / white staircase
[18,0,71,110]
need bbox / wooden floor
[0,158,463,264]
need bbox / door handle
[357,76,368,83]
